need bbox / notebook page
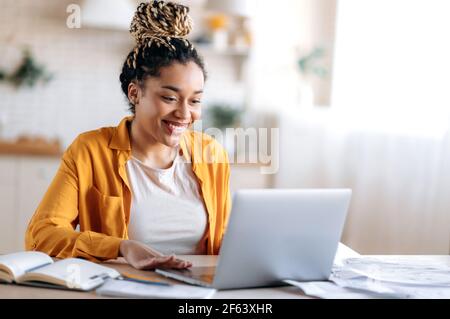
[20,258,120,290]
[0,251,53,279]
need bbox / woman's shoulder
[184,130,222,146]
[183,130,229,164]
[64,124,119,158]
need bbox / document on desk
[340,257,450,286]
[332,242,361,266]
[330,257,450,299]
[284,243,386,299]
[285,243,450,299]
[96,278,216,299]
[283,280,391,299]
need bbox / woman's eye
[162,96,177,102]
[192,99,202,105]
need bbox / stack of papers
[285,243,450,299]
[284,280,389,299]
[96,279,216,299]
[330,257,450,299]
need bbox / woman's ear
[128,82,140,106]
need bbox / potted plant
[204,103,243,156]
[297,46,328,108]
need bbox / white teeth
[166,122,187,134]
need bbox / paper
[329,268,408,298]
[0,251,53,279]
[332,242,361,267]
[96,278,216,299]
[284,243,391,299]
[283,279,388,299]
[286,243,450,299]
[19,258,121,291]
[329,256,450,299]
[341,257,450,286]
[329,271,450,299]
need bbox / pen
[120,272,171,286]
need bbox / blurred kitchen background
[0,0,449,255]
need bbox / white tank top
[125,150,208,255]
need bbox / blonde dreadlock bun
[131,1,192,45]
[127,1,193,68]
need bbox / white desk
[1,254,449,299]
[0,255,307,299]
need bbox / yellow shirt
[25,116,231,262]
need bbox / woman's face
[131,61,204,148]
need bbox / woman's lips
[162,120,189,135]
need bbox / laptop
[156,189,351,290]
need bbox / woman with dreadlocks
[25,1,231,270]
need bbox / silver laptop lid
[213,189,351,289]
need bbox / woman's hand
[119,240,192,270]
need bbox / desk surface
[1,255,449,299]
[0,255,307,299]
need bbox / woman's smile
[162,119,189,135]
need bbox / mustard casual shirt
[25,116,231,262]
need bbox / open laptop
[156,189,351,290]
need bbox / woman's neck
[129,119,177,169]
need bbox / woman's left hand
[119,239,193,270]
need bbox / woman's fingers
[171,256,193,268]
[157,255,192,269]
[167,258,192,269]
[136,255,192,270]
[122,241,193,270]
[148,255,174,269]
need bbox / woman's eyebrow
[161,85,203,94]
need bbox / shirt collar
[109,116,133,151]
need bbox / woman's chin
[162,134,182,148]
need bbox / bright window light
[331,0,450,137]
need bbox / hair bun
[130,1,193,50]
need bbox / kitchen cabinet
[0,156,60,252]
[0,157,18,253]
[16,157,60,250]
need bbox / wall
[298,0,336,106]
[248,0,336,112]
[276,110,450,254]
[0,0,244,149]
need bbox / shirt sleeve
[212,142,232,254]
[24,140,122,262]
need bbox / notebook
[96,278,216,299]
[0,251,120,291]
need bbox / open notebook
[0,251,120,291]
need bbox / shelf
[0,137,62,157]
[194,43,250,57]
[194,43,250,81]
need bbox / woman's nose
[174,100,190,119]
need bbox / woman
[25,1,231,270]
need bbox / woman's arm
[25,147,123,262]
[25,143,192,268]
